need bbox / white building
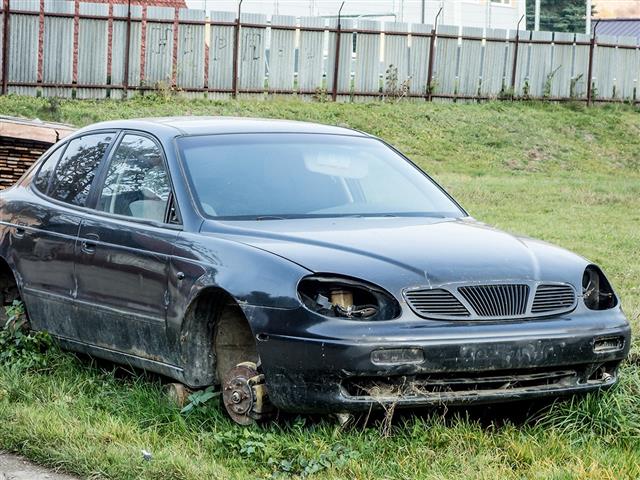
[186,1,527,30]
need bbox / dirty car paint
[0,117,630,414]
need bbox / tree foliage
[526,1,597,33]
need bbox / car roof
[76,116,370,138]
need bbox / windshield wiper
[255,215,287,221]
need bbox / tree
[526,1,597,32]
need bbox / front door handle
[80,240,96,254]
[13,222,27,238]
[80,233,100,255]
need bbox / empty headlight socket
[330,290,354,309]
[297,275,401,321]
[583,265,617,310]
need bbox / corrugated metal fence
[1,0,639,104]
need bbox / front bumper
[245,306,631,413]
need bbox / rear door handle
[80,233,100,255]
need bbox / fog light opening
[593,336,625,353]
[370,348,424,366]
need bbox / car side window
[48,133,114,206]
[33,145,65,193]
[96,134,171,223]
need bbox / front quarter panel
[166,231,311,343]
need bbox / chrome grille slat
[458,284,530,318]
[404,289,470,317]
[405,282,576,320]
[531,284,576,314]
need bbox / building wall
[184,0,525,30]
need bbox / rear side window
[96,134,170,223]
[33,146,64,193]
[49,133,114,206]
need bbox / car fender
[165,232,311,371]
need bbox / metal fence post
[331,1,344,102]
[231,0,242,98]
[510,15,525,99]
[171,6,178,89]
[1,0,10,95]
[426,7,442,101]
[586,20,599,106]
[122,0,131,95]
[72,0,79,87]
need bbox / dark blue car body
[0,117,630,415]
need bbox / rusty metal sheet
[238,12,266,94]
[111,4,142,99]
[615,36,638,100]
[593,34,618,99]
[383,22,410,96]
[509,29,530,96]
[208,10,235,97]
[408,22,432,96]
[42,0,74,98]
[527,30,553,98]
[298,16,325,94]
[572,33,590,99]
[177,8,205,97]
[8,0,39,96]
[354,19,381,97]
[550,32,574,99]
[327,18,354,100]
[0,4,4,90]
[77,2,109,99]
[433,24,459,96]
[458,26,483,96]
[145,6,175,88]
[268,15,296,92]
[482,28,508,96]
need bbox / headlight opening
[582,265,617,310]
[298,275,401,320]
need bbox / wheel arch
[177,285,258,388]
[0,255,22,321]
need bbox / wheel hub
[225,377,253,415]
[222,362,273,425]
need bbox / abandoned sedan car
[0,117,630,424]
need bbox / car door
[6,132,116,336]
[74,133,179,362]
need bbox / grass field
[0,95,638,479]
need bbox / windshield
[177,133,465,219]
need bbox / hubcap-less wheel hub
[222,362,273,425]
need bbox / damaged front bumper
[247,306,631,413]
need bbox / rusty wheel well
[179,288,258,388]
[0,257,17,289]
[0,257,19,321]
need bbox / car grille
[404,282,577,320]
[531,284,576,314]
[404,288,470,317]
[458,284,529,317]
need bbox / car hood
[203,217,588,293]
